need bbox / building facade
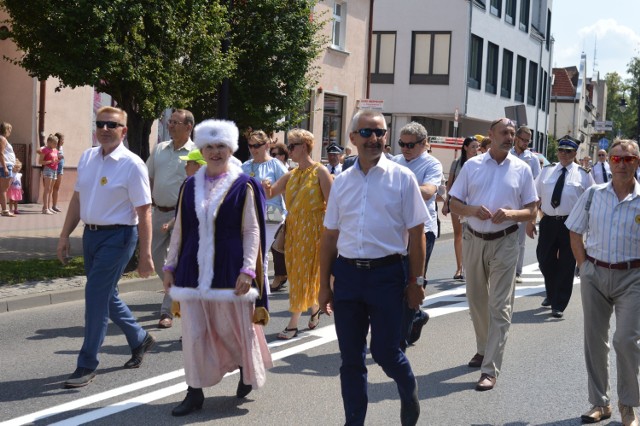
[371,0,553,157]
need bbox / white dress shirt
[324,154,429,259]
[535,162,595,216]
[566,181,640,263]
[449,152,537,233]
[326,162,343,175]
[591,161,612,184]
[75,143,151,225]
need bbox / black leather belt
[155,205,175,212]
[339,254,403,269]
[86,224,134,231]
[545,215,568,221]
[586,255,640,270]
[467,224,519,241]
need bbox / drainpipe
[463,0,473,118]
[38,80,46,146]
[533,33,543,152]
[366,0,374,99]
[544,36,554,156]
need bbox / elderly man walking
[566,139,640,426]
[57,106,155,388]
[449,118,537,391]
[146,109,196,328]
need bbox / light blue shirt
[511,148,541,179]
[392,152,443,234]
[241,158,288,213]
[565,181,640,263]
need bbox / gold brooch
[100,177,108,186]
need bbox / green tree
[1,0,236,159]
[191,0,326,134]
[546,133,558,163]
[623,57,640,141]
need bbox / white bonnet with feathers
[194,119,239,153]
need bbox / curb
[0,277,161,314]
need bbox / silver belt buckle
[355,259,371,269]
[88,224,98,231]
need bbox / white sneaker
[43,209,54,215]
[515,274,523,283]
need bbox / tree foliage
[1,0,236,159]
[605,57,640,142]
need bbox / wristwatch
[409,276,425,286]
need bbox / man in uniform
[591,148,612,184]
[146,109,196,328]
[319,110,428,425]
[57,106,155,388]
[326,142,344,176]
[526,136,594,318]
[392,121,443,348]
[511,126,541,283]
[566,139,640,426]
[449,117,537,391]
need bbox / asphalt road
[0,236,624,426]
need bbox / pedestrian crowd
[29,104,638,426]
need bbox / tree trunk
[123,107,154,162]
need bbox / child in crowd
[8,158,23,214]
[39,134,59,214]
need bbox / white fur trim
[169,287,259,303]
[193,165,242,291]
[194,119,239,153]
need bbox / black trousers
[536,215,576,312]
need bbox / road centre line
[5,263,558,425]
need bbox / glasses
[288,143,304,150]
[557,148,575,154]
[598,154,606,157]
[516,136,531,143]
[96,121,125,129]
[490,118,516,129]
[398,138,426,149]
[609,155,639,164]
[270,151,280,156]
[356,128,387,138]
[168,120,184,125]
[248,142,267,149]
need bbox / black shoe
[400,380,420,426]
[124,332,156,369]
[236,366,253,398]
[552,309,564,318]
[407,310,430,345]
[64,367,96,388]
[172,387,204,416]
[541,298,551,307]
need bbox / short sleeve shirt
[535,162,595,216]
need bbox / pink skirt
[8,187,22,201]
[180,298,273,389]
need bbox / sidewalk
[0,202,454,313]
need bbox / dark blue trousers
[78,226,146,370]
[332,256,417,426]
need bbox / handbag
[271,221,286,253]
[265,205,284,224]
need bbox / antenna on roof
[593,36,598,74]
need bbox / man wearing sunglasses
[392,122,443,349]
[449,117,538,392]
[591,149,612,184]
[566,139,640,425]
[511,126,541,284]
[56,106,155,388]
[319,110,428,425]
[526,136,594,319]
[146,109,196,329]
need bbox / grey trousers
[152,209,174,317]
[515,222,526,276]
[580,260,640,407]
[463,227,518,378]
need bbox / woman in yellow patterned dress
[263,129,332,339]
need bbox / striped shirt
[565,181,640,263]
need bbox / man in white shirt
[326,142,343,176]
[510,126,541,282]
[392,121,443,348]
[319,110,428,426]
[146,109,196,329]
[566,139,640,426]
[57,106,155,389]
[449,118,537,392]
[591,149,612,184]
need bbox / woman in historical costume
[162,119,272,417]
[263,129,332,340]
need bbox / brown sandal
[270,275,287,292]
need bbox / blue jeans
[77,226,146,370]
[332,256,416,426]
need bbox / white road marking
[5,263,575,425]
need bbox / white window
[332,1,347,50]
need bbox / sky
[552,0,640,80]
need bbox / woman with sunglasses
[241,130,289,292]
[263,129,332,339]
[270,142,291,170]
[442,136,480,280]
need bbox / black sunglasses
[96,121,125,129]
[557,148,575,154]
[356,128,387,138]
[248,142,267,149]
[398,138,426,149]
